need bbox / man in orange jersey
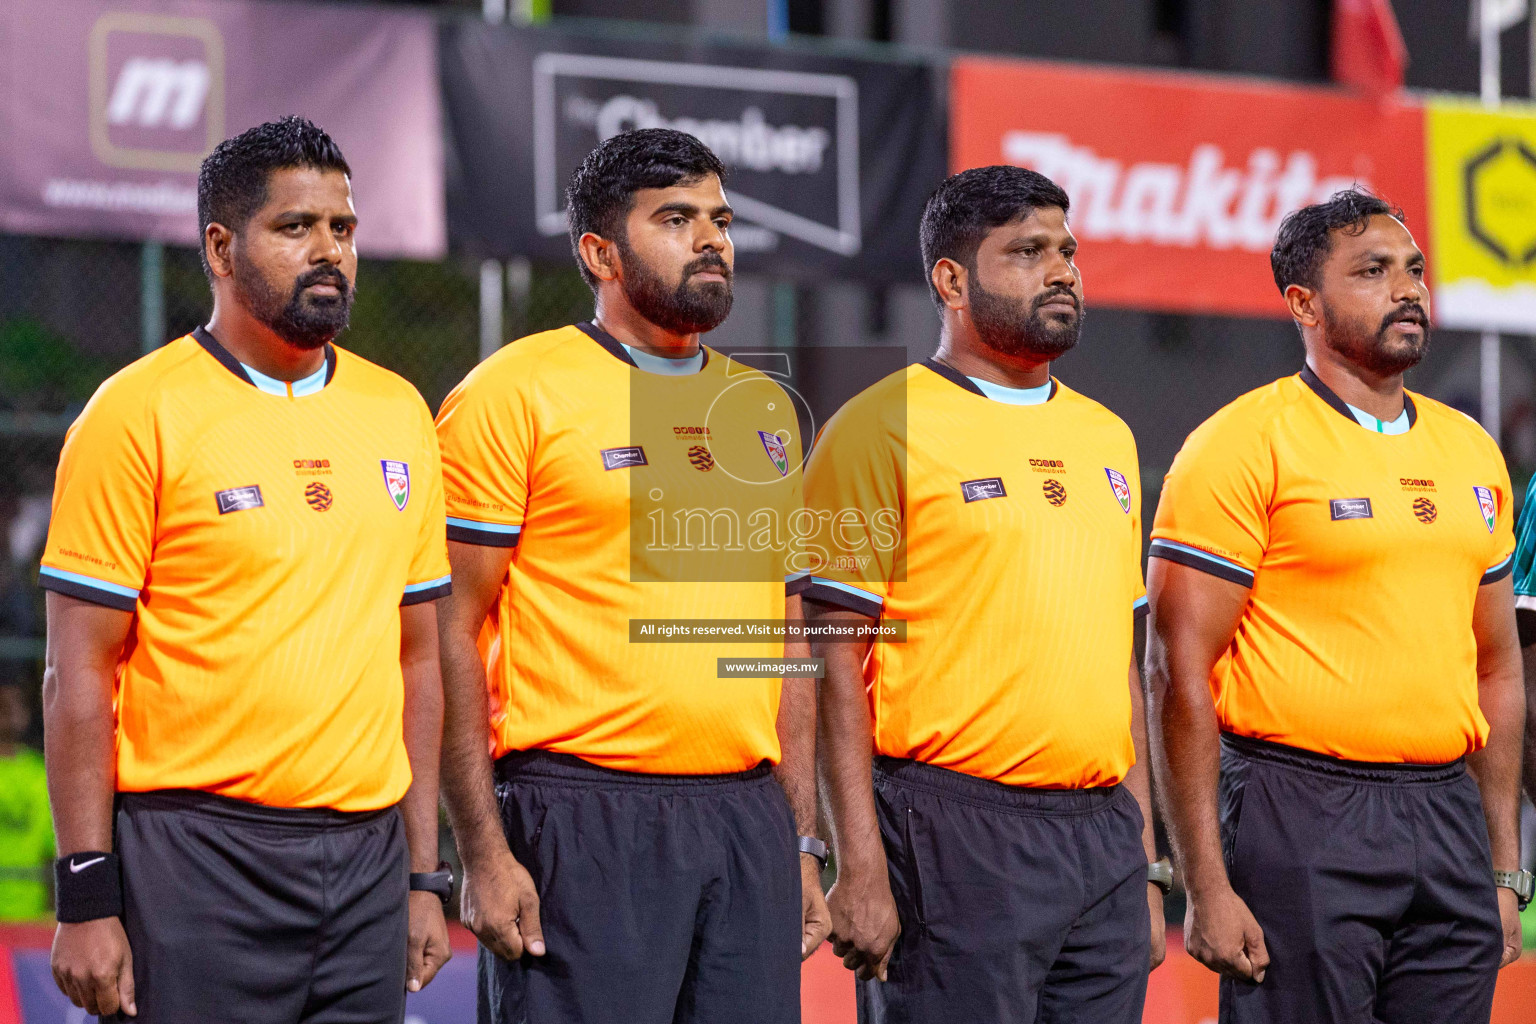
[42,118,453,1022]
[435,129,828,1024]
[806,166,1165,1023]
[1148,189,1526,1024]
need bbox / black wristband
[54,851,123,923]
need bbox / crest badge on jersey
[381,460,410,511]
[1105,468,1132,514]
[1474,486,1496,533]
[758,430,789,477]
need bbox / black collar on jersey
[576,320,710,370]
[921,356,1058,401]
[193,326,337,388]
[1298,363,1416,428]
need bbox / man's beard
[1323,299,1430,377]
[969,275,1082,361]
[616,237,733,335]
[233,259,354,350]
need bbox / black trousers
[108,789,408,1024]
[479,751,801,1024]
[1219,735,1503,1024]
[858,757,1149,1024]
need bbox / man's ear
[578,232,620,283]
[1284,283,1319,327]
[932,258,968,312]
[205,223,235,280]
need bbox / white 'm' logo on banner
[105,58,210,130]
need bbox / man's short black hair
[919,165,1071,307]
[1270,188,1404,296]
[197,116,351,276]
[566,128,728,288]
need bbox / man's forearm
[1468,667,1525,871]
[437,618,505,865]
[773,664,818,836]
[1146,649,1228,896]
[401,648,444,873]
[1520,643,1536,803]
[42,661,116,855]
[811,618,883,878]
[41,596,126,857]
[1125,662,1158,864]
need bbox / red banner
[951,58,1427,318]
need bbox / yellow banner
[1427,96,1536,330]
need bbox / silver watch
[1494,869,1534,911]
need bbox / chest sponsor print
[1329,498,1373,521]
[961,477,1007,503]
[1474,486,1496,533]
[1412,496,1437,524]
[216,485,264,515]
[381,461,411,510]
[601,447,648,471]
[1042,478,1067,506]
[1105,468,1131,513]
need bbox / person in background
[0,681,53,921]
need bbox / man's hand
[459,844,545,962]
[1184,885,1268,982]
[406,891,452,992]
[1497,886,1522,968]
[52,918,135,1017]
[827,868,901,982]
[1148,885,1167,971]
[800,854,831,959]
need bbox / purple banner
[0,0,445,259]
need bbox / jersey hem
[401,576,453,606]
[1147,539,1256,588]
[38,570,139,612]
[804,577,884,617]
[446,517,522,547]
[1481,555,1514,586]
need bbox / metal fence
[0,232,596,746]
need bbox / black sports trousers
[480,750,801,1024]
[1218,734,1503,1024]
[858,756,1150,1024]
[105,789,409,1024]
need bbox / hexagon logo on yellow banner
[1428,97,1536,330]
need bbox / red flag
[1332,0,1409,93]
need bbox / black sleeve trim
[786,574,812,597]
[1134,602,1150,622]
[39,574,138,612]
[1481,560,1514,586]
[400,581,453,606]
[803,580,883,618]
[446,524,521,547]
[1147,540,1256,588]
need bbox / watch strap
[1147,857,1174,895]
[1494,869,1534,911]
[797,835,828,868]
[409,860,454,905]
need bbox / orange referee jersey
[435,322,805,775]
[40,328,451,811]
[1151,366,1514,764]
[802,360,1147,789]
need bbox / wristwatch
[1147,858,1174,896]
[1494,869,1534,911]
[410,861,454,905]
[798,836,829,869]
